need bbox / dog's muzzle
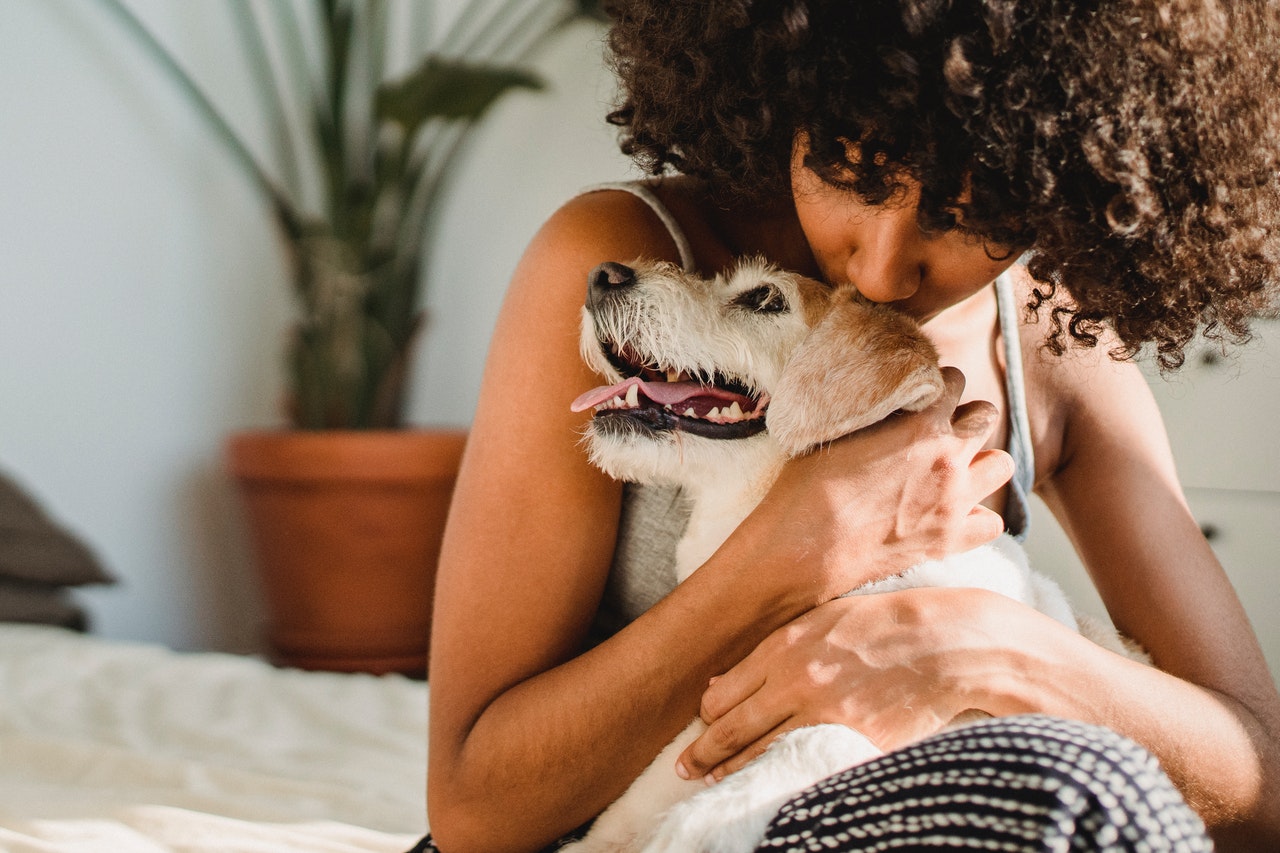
[572,375,768,439]
[573,263,769,440]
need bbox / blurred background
[0,0,634,652]
[0,1,1275,684]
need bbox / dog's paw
[639,724,881,853]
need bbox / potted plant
[93,0,605,675]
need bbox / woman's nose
[844,206,924,304]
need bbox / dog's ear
[768,297,946,456]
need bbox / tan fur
[769,292,946,454]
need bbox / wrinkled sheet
[0,624,427,852]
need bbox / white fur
[562,259,1146,853]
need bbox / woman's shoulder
[551,178,805,276]
[535,179,708,270]
[1009,267,1157,483]
[1009,268,1145,387]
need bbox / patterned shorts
[409,714,1212,852]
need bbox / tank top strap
[582,182,697,273]
[995,269,1035,541]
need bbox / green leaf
[376,56,544,136]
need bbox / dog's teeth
[707,406,721,420]
[625,383,640,408]
[683,407,696,417]
[726,401,744,420]
[612,395,624,408]
[666,369,681,382]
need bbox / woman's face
[790,138,1019,325]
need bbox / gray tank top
[584,182,1036,642]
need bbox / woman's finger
[677,685,788,780]
[971,447,1016,495]
[701,717,797,784]
[697,665,762,726]
[935,365,967,411]
[960,504,1009,551]
[912,365,969,429]
[951,398,1000,438]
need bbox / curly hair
[602,0,1280,367]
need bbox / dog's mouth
[571,343,768,439]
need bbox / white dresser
[1025,318,1280,687]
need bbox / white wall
[2,2,1276,663]
[0,0,634,652]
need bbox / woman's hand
[735,366,1014,607]
[672,368,1020,781]
[675,586,1030,783]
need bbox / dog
[563,258,1146,853]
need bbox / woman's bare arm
[426,191,1015,852]
[1030,345,1280,846]
[428,191,734,852]
[674,326,1280,848]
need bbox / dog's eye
[733,285,788,314]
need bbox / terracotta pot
[227,428,467,677]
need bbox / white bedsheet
[0,624,428,852]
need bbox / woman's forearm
[426,540,813,853]
[982,599,1280,848]
[429,333,1018,851]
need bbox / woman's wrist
[945,589,1105,721]
[728,487,918,611]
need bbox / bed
[0,622,428,852]
[0,469,431,851]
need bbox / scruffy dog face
[572,258,945,484]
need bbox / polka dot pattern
[755,715,1211,852]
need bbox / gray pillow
[0,472,113,587]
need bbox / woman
[423,1,1280,850]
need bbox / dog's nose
[588,262,636,292]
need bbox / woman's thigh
[756,714,1210,852]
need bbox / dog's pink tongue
[571,376,740,412]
